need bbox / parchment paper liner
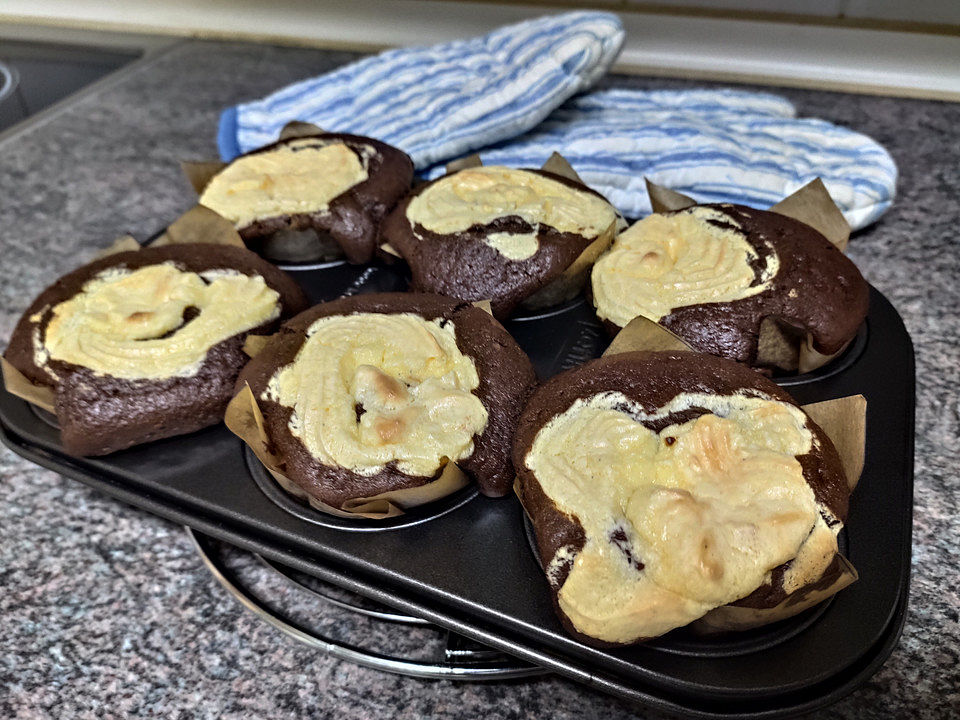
[531,153,619,308]
[1,357,56,414]
[516,318,865,636]
[224,382,470,520]
[380,153,619,307]
[644,178,855,373]
[1,207,249,414]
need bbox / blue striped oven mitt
[218,12,625,168]
[218,12,897,230]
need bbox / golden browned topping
[41,263,280,380]
[406,166,617,260]
[199,139,370,228]
[592,207,779,328]
[525,390,821,642]
[264,313,489,477]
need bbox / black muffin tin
[0,257,914,718]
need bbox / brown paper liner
[444,153,484,174]
[770,178,850,252]
[801,394,866,491]
[524,148,618,309]
[602,315,693,356]
[756,318,850,374]
[520,154,621,309]
[152,205,246,248]
[242,334,274,358]
[278,120,327,141]
[541,151,584,184]
[224,383,470,519]
[1,356,56,414]
[644,177,855,372]
[644,177,696,213]
[181,161,226,195]
[523,218,618,311]
[518,326,867,634]
[471,299,493,315]
[562,219,617,279]
[94,205,244,262]
[93,234,141,259]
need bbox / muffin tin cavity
[244,446,479,533]
[283,260,409,302]
[777,321,869,387]
[29,405,60,430]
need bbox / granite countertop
[1,39,957,719]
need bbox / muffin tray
[0,258,914,718]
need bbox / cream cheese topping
[41,262,280,380]
[199,139,370,229]
[592,206,780,328]
[483,231,540,260]
[405,166,618,261]
[264,312,489,477]
[525,390,818,643]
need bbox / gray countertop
[1,39,957,719]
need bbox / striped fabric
[217,12,624,168]
[426,89,897,230]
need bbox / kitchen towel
[426,88,897,230]
[217,11,624,168]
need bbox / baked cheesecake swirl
[264,312,489,478]
[592,206,779,328]
[525,390,820,642]
[406,166,618,260]
[199,139,371,230]
[41,262,280,380]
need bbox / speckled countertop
[0,38,957,720]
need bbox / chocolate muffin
[590,204,869,370]
[4,244,308,455]
[514,351,850,646]
[380,166,620,319]
[199,133,413,264]
[235,293,537,509]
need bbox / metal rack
[188,527,547,680]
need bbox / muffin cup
[387,151,620,316]
[643,178,857,373]
[183,121,412,265]
[0,204,251,416]
[225,297,528,519]
[515,315,865,635]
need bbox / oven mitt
[426,88,897,230]
[217,11,624,168]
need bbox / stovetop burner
[0,60,16,105]
[0,39,140,133]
